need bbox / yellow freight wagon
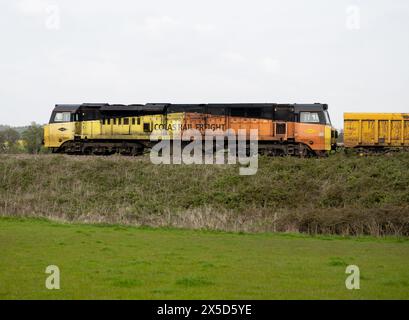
[344,113,409,150]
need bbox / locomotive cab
[292,104,336,155]
[44,104,106,151]
[44,105,80,150]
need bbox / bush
[22,123,44,154]
[0,128,21,153]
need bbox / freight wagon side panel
[344,118,360,147]
[344,113,409,148]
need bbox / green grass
[1,217,409,299]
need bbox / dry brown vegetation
[1,153,409,236]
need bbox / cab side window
[54,112,71,122]
[300,112,320,123]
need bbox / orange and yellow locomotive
[44,103,338,156]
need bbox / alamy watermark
[45,265,60,290]
[45,4,60,30]
[150,129,259,175]
[346,5,361,30]
[345,265,360,290]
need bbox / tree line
[0,123,46,154]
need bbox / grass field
[1,217,409,300]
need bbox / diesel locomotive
[44,103,338,157]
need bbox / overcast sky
[0,0,408,128]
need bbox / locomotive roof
[54,104,81,112]
[100,104,144,112]
[53,103,328,113]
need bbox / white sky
[0,0,408,128]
